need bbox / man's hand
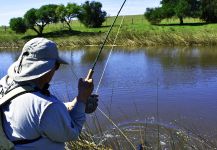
[77,78,94,104]
[85,94,98,114]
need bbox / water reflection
[80,47,106,64]
[144,47,217,87]
[146,46,217,68]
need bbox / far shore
[1,15,217,49]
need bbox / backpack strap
[0,85,42,146]
[0,111,14,150]
[1,109,42,146]
[12,136,42,145]
[0,85,36,106]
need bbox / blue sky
[0,0,161,26]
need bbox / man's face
[44,63,60,84]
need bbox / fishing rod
[86,0,127,80]
[82,1,137,148]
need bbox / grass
[1,15,217,48]
[76,116,217,150]
[65,132,111,150]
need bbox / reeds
[49,29,217,47]
[65,132,111,150]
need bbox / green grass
[1,15,217,48]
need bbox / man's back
[2,91,85,150]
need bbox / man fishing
[0,37,96,149]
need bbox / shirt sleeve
[39,101,86,142]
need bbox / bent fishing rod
[86,0,127,80]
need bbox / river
[1,46,217,149]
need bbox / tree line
[9,1,107,35]
[145,0,217,24]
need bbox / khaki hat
[8,38,67,82]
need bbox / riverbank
[1,15,217,48]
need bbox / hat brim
[8,59,56,82]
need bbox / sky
[0,0,161,26]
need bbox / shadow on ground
[156,22,208,26]
[22,29,103,39]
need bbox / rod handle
[86,69,94,80]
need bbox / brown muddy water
[1,47,217,149]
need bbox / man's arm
[64,97,77,111]
[39,77,93,142]
[39,101,86,142]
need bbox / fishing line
[91,0,127,71]
[157,78,160,150]
[95,16,125,93]
[95,16,137,150]
[67,0,136,148]
[86,0,136,148]
[97,107,136,149]
[70,51,79,80]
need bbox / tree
[145,8,164,24]
[145,0,201,24]
[188,0,202,18]
[24,4,59,36]
[56,3,81,30]
[78,1,107,28]
[201,0,217,23]
[9,17,27,33]
[175,0,190,24]
[24,8,40,35]
[160,0,177,18]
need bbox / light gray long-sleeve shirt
[2,91,86,150]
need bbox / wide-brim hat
[8,38,67,82]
